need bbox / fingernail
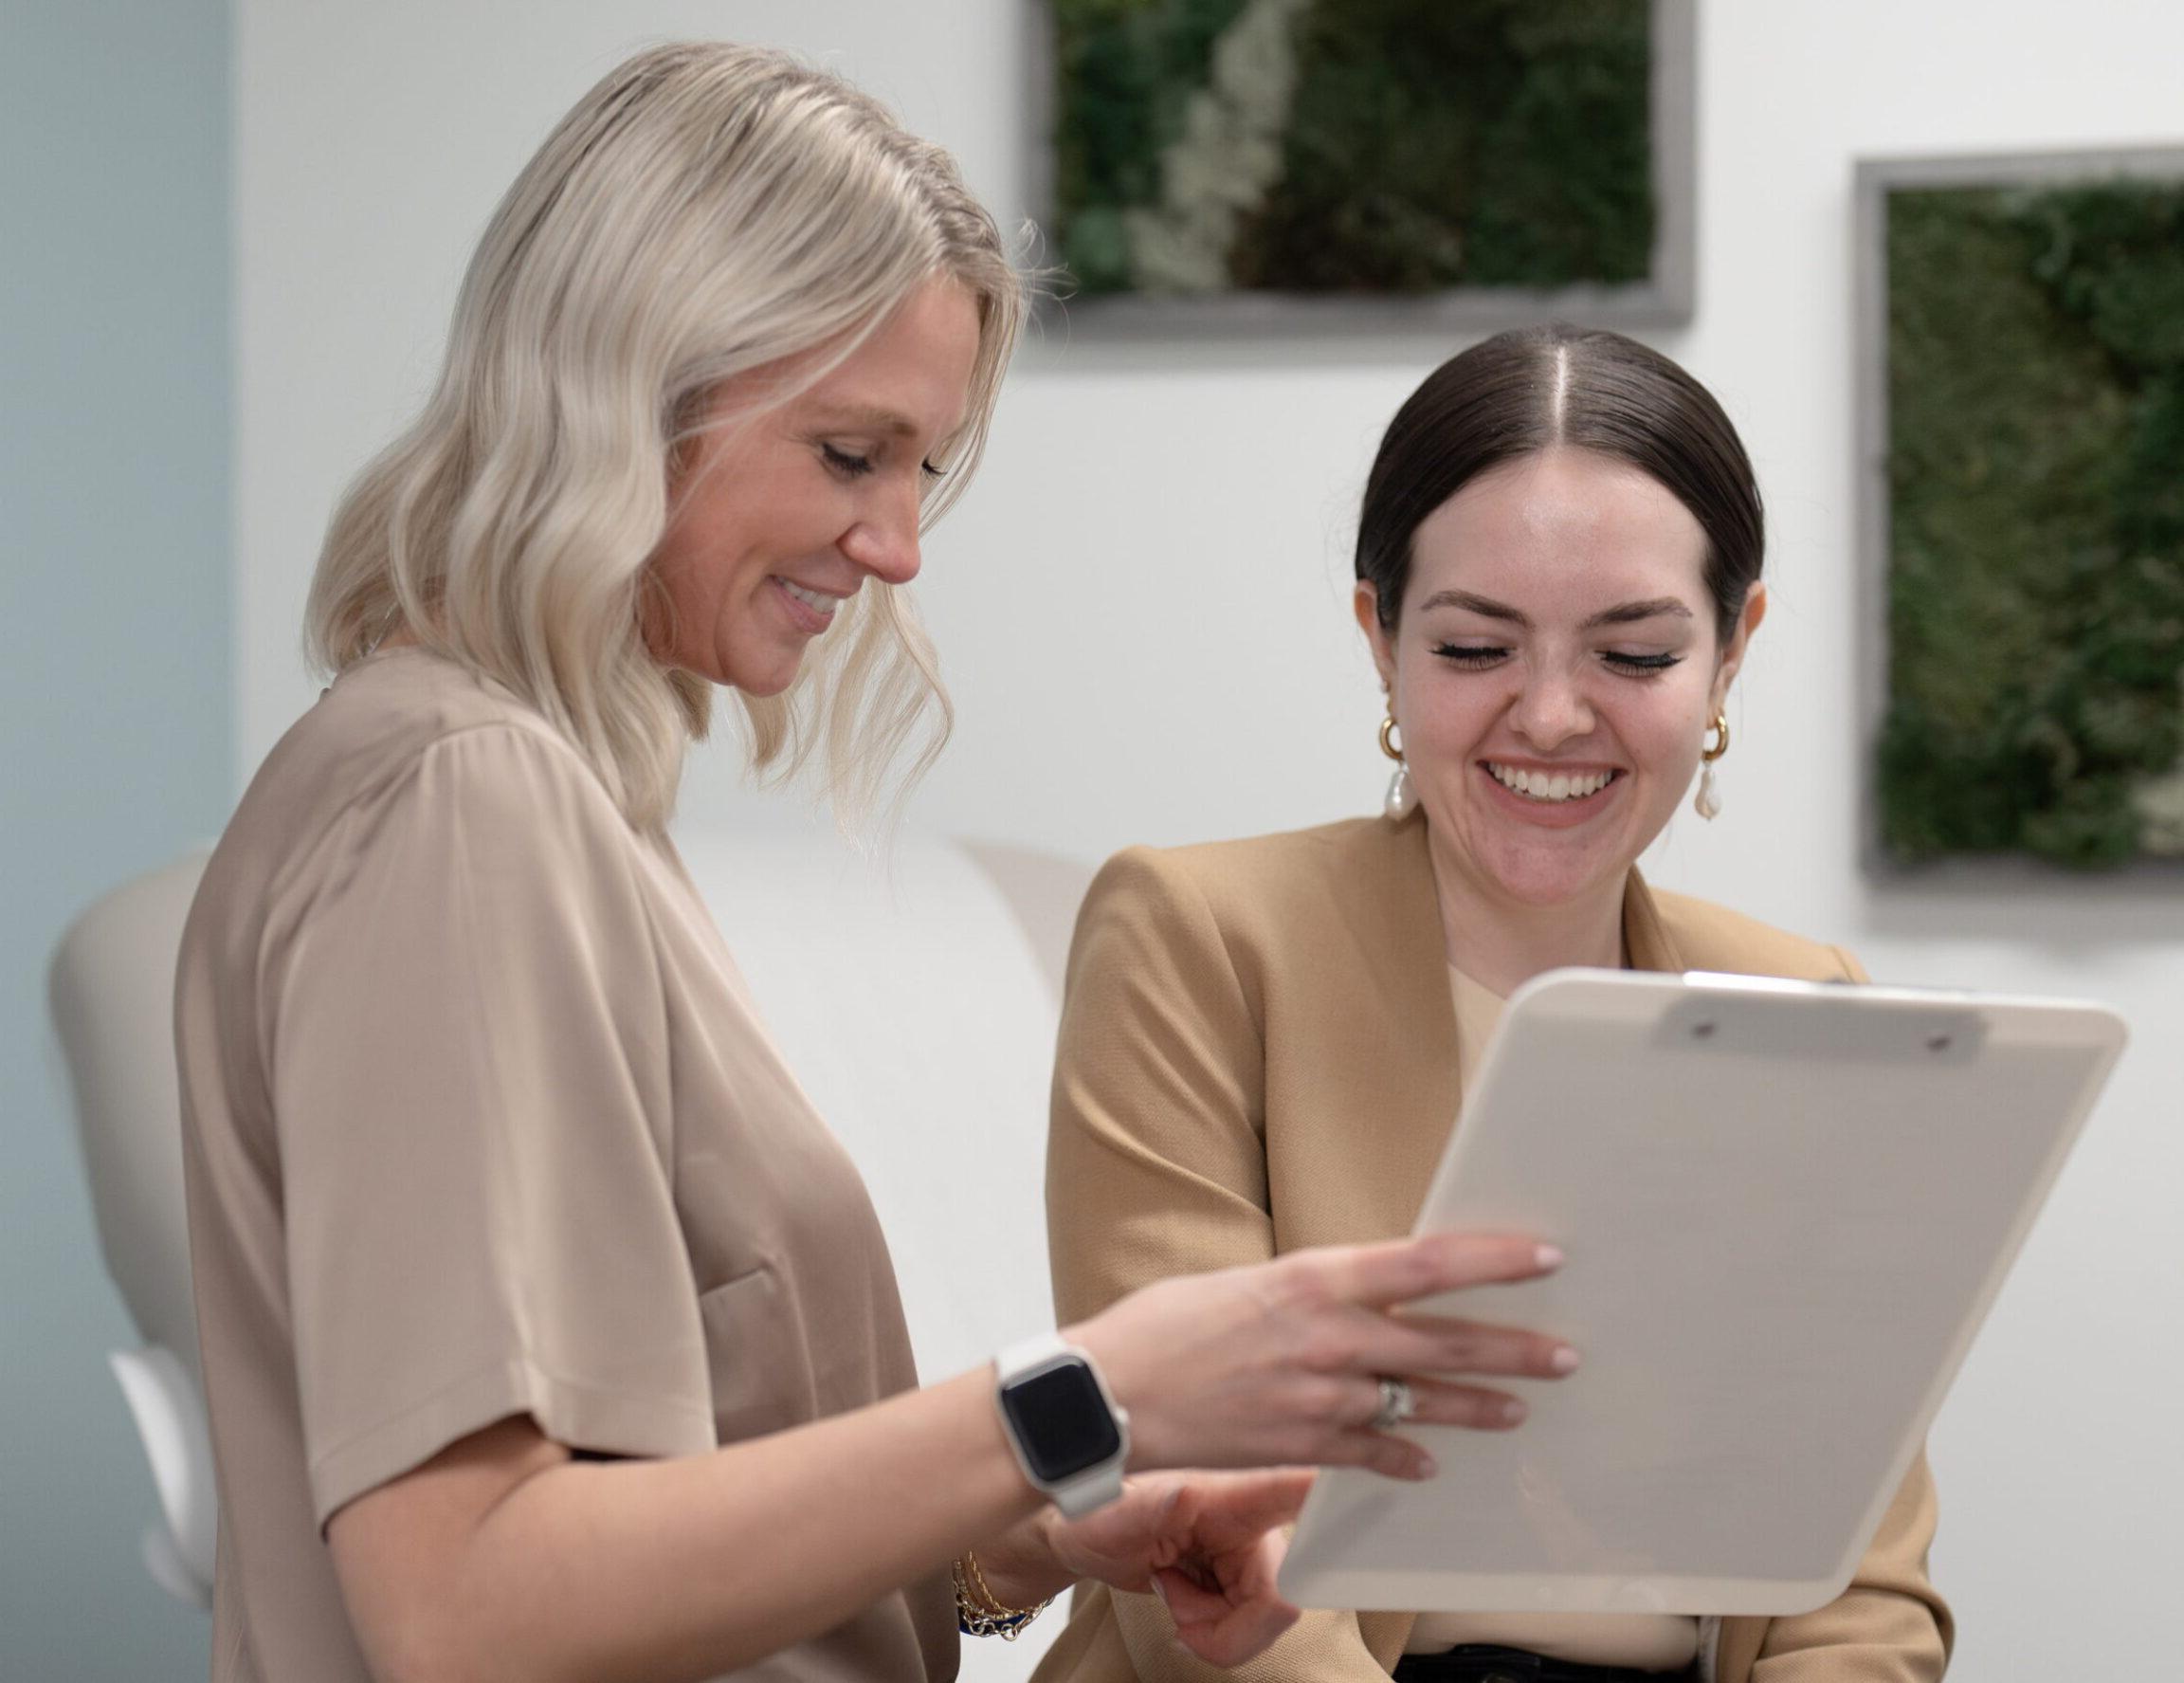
[1535,1243,1565,1271]
[1149,1576,1171,1606]
[1411,1452,1439,1479]
[1500,1397,1529,1426]
[1550,1345,1582,1375]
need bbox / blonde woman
[173,45,1579,1683]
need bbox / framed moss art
[1033,0,1695,332]
[1855,149,2184,872]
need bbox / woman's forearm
[334,1365,1040,1683]
[333,1232,1567,1683]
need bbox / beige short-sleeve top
[176,648,956,1683]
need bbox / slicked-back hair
[1356,324,1763,646]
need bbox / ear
[1709,581,1767,714]
[1354,580,1398,692]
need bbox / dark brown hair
[1356,324,1764,645]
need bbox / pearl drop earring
[1695,711,1730,820]
[1379,715,1417,821]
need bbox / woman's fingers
[1075,1230,1574,1476]
[1299,1376,1534,1479]
[1356,1375,1536,1432]
[1160,1573,1300,1668]
[1301,1231,1562,1311]
[1181,1468,1317,1542]
[1155,1528,1301,1668]
[1308,1387,1525,1482]
[1355,1310,1580,1381]
[1336,1427,1440,1481]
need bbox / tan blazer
[1034,815,1952,1683]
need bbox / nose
[839,483,923,585]
[1508,665,1594,750]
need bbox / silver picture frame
[1853,142,2184,882]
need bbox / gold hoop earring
[1378,714,1417,821]
[1695,711,1729,820]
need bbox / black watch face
[1001,1359,1123,1483]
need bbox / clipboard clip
[1658,977,1989,1065]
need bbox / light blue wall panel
[2,2,230,1674]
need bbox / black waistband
[1391,1644,1691,1683]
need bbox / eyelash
[1430,644,1685,674]
[820,443,947,482]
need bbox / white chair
[49,850,218,1607]
[50,825,1091,1677]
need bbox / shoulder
[1648,886,1865,983]
[1076,816,1407,983]
[1084,816,1399,945]
[203,651,633,928]
[264,650,610,830]
[290,649,586,791]
[1094,816,1393,913]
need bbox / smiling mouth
[776,578,839,616]
[1483,761,1620,804]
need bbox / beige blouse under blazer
[1034,814,1952,1683]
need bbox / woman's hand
[1072,1232,1574,1480]
[979,1471,1313,1668]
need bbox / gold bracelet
[952,1550,1053,1640]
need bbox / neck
[1425,840,1629,999]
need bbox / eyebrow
[1415,589,1695,631]
[805,403,923,438]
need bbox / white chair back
[49,850,217,1605]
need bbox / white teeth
[1486,762,1613,802]
[778,579,835,617]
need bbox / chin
[733,668,801,700]
[1458,825,1628,910]
[1484,865,1607,909]
[715,644,809,698]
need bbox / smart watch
[992,1334,1130,1517]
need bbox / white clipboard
[1279,967,2125,1617]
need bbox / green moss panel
[1050,0,1655,296]
[1881,180,2184,868]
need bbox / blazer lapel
[1327,814,1467,1241]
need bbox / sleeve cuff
[310,1355,717,1530]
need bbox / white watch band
[993,1334,1130,1518]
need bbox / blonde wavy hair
[306,42,1025,831]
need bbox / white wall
[237,2,2184,1674]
